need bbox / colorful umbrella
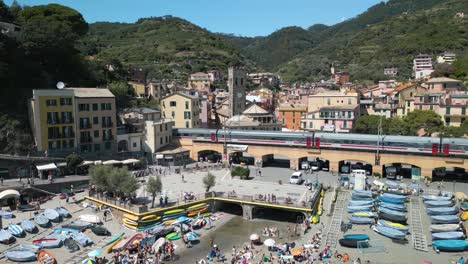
[88,249,102,258]
[291,248,304,256]
[250,234,259,241]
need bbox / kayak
[37,249,57,264]
[106,236,123,253]
[124,233,143,251]
[461,211,468,221]
[164,209,185,215]
[123,213,140,222]
[141,215,161,221]
[104,232,125,247]
[166,232,181,240]
[187,203,208,210]
[188,206,209,217]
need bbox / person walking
[103,209,108,222]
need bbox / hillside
[277,0,468,82]
[81,16,255,82]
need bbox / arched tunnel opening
[252,207,306,223]
[216,201,243,216]
[262,154,291,168]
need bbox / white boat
[44,208,60,222]
[430,224,462,233]
[79,214,101,224]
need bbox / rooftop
[225,115,258,127]
[243,104,269,115]
[425,77,461,83]
[320,104,359,111]
[65,88,114,98]
[124,107,160,114]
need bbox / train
[174,128,468,157]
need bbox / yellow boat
[123,218,138,226]
[354,212,373,217]
[202,212,212,217]
[311,215,320,224]
[123,222,137,230]
[383,221,406,228]
[141,215,161,222]
[461,211,468,221]
[123,213,140,222]
[164,209,185,215]
[163,219,176,226]
[187,203,207,210]
[106,236,123,253]
[188,206,209,217]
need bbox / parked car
[289,172,303,184]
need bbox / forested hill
[81,16,254,81]
[223,0,467,81]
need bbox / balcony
[62,132,75,138]
[102,135,114,141]
[79,123,92,129]
[102,122,114,128]
[80,137,92,143]
[61,118,74,124]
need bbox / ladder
[409,196,428,252]
[325,191,348,248]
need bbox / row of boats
[423,194,468,252]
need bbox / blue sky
[6,0,383,36]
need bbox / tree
[403,110,443,136]
[65,153,82,174]
[109,81,134,109]
[146,176,162,208]
[353,115,382,134]
[431,63,455,78]
[90,165,139,196]
[89,165,111,192]
[203,172,216,192]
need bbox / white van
[289,171,303,184]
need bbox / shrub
[231,166,250,180]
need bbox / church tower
[228,66,246,117]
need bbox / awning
[122,159,140,165]
[56,162,67,167]
[155,154,164,159]
[94,160,103,165]
[36,163,57,171]
[0,189,20,200]
[227,144,248,152]
[82,160,95,166]
[102,160,122,165]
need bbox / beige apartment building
[161,93,200,128]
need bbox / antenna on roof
[56,82,65,89]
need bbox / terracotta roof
[393,83,415,92]
[243,104,269,115]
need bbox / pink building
[423,77,462,93]
[413,93,443,112]
[302,105,359,133]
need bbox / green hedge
[231,166,250,180]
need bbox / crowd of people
[109,240,177,264]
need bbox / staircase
[409,196,428,252]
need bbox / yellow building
[30,88,117,155]
[129,81,146,97]
[161,93,200,128]
[30,90,76,153]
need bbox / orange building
[277,104,307,130]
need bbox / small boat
[63,220,92,231]
[44,208,60,222]
[20,219,36,233]
[105,232,125,247]
[124,233,143,250]
[8,223,24,237]
[379,202,407,212]
[378,196,405,204]
[343,234,369,240]
[348,200,374,206]
[461,211,468,221]
[35,214,50,227]
[91,225,110,236]
[384,181,400,188]
[424,200,453,207]
[53,227,80,234]
[378,211,407,223]
[141,215,161,222]
[37,249,56,264]
[166,232,181,240]
[432,231,465,240]
[377,220,409,233]
[352,211,375,218]
[379,207,407,217]
[381,193,407,201]
[34,238,62,249]
[0,210,13,218]
[71,232,92,246]
[55,207,71,218]
[430,215,460,224]
[64,238,80,252]
[164,208,185,215]
[426,206,458,215]
[0,229,13,244]
[383,190,409,196]
[350,197,375,201]
[339,234,369,248]
[460,202,468,211]
[4,250,36,262]
[430,224,461,233]
[19,243,40,253]
[372,225,406,240]
[422,195,452,201]
[79,214,101,224]
[351,190,373,198]
[348,216,374,224]
[18,204,36,212]
[432,239,468,252]
[347,205,374,213]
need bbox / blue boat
[352,190,373,198]
[20,219,36,233]
[34,238,62,249]
[379,207,407,218]
[347,205,374,213]
[422,195,452,201]
[377,220,409,233]
[35,213,50,227]
[379,202,407,212]
[343,234,369,240]
[104,232,125,247]
[372,225,406,240]
[460,202,468,211]
[0,229,13,244]
[8,223,24,237]
[54,227,80,234]
[348,216,375,224]
[3,250,36,262]
[55,207,71,218]
[433,240,468,252]
[378,195,405,204]
[384,181,400,188]
[381,193,407,201]
[352,211,375,218]
[348,200,374,206]
[19,243,41,253]
[432,231,465,240]
[71,232,93,246]
[424,200,453,207]
[44,208,60,222]
[430,215,460,224]
[426,206,458,215]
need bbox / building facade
[228,66,247,117]
[277,105,307,131]
[188,72,212,92]
[413,54,433,79]
[161,93,200,128]
[436,52,456,65]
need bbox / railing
[80,124,92,129]
[214,191,312,209]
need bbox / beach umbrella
[291,248,304,256]
[263,238,275,247]
[250,234,259,241]
[88,249,102,258]
[456,192,467,200]
[186,231,200,241]
[82,259,96,264]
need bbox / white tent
[36,163,57,171]
[122,159,140,165]
[81,160,95,166]
[102,160,122,165]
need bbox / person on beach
[287,226,291,238]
